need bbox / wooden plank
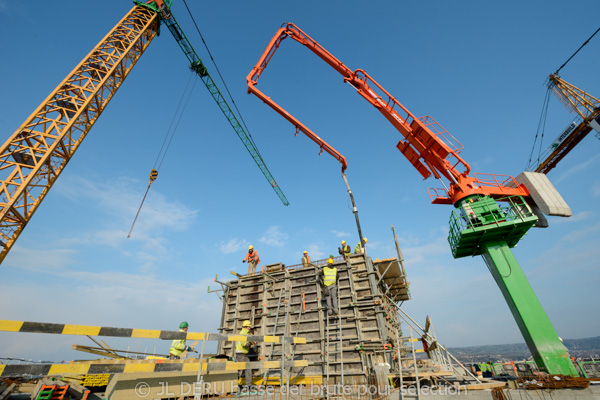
[0,383,15,400]
[463,380,506,390]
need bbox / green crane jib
[137,0,289,206]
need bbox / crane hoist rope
[140,0,290,206]
[526,25,600,174]
[525,87,552,171]
[554,25,600,75]
[179,0,260,155]
[128,71,198,239]
[153,71,196,171]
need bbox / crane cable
[127,72,198,238]
[179,0,264,158]
[526,25,600,171]
[525,87,552,171]
[554,26,600,75]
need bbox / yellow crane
[0,6,157,264]
[0,1,287,264]
[533,74,600,174]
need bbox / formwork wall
[217,253,408,383]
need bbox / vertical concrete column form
[363,252,391,366]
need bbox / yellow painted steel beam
[535,123,594,173]
[0,359,309,378]
[0,5,159,263]
[0,320,306,344]
[549,75,600,121]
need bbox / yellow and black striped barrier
[0,359,309,378]
[0,320,305,344]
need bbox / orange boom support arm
[247,23,530,205]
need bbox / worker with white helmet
[242,245,260,275]
[338,240,351,260]
[236,320,256,390]
[355,237,368,254]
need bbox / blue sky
[0,0,598,362]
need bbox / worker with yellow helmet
[236,320,256,390]
[301,250,312,268]
[320,255,339,316]
[338,240,351,261]
[355,237,368,254]
[243,245,260,275]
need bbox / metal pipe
[394,306,481,383]
[342,172,364,246]
[194,337,207,400]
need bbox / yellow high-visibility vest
[323,266,337,287]
[236,327,250,354]
[169,329,187,356]
[342,244,351,256]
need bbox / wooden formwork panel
[217,254,402,379]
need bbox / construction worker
[235,320,255,389]
[320,255,339,316]
[338,240,351,260]
[301,250,311,268]
[355,237,368,254]
[242,245,260,275]
[169,321,196,359]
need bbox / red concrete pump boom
[247,22,530,206]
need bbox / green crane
[137,0,289,206]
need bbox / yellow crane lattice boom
[548,74,600,120]
[0,5,159,263]
[535,75,600,174]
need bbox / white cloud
[552,210,594,224]
[304,243,326,260]
[403,236,449,266]
[330,230,350,238]
[592,181,600,197]
[5,247,76,273]
[259,226,287,247]
[555,153,600,184]
[217,238,249,254]
[2,174,201,274]
[54,175,198,253]
[558,220,600,244]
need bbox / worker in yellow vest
[338,240,351,260]
[169,321,196,359]
[321,256,339,316]
[301,250,311,268]
[355,237,368,254]
[235,320,255,389]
